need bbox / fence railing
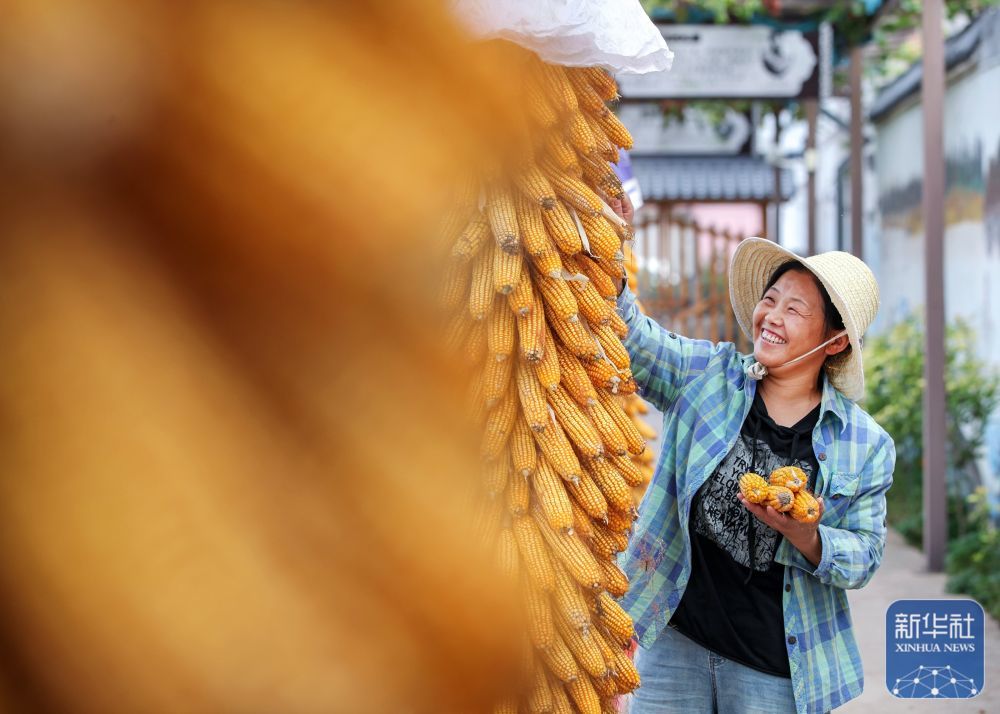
[629,204,753,353]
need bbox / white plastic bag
[451,0,672,74]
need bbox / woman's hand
[737,492,825,568]
[608,192,634,224]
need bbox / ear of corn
[533,325,561,391]
[517,289,545,363]
[532,457,575,533]
[566,672,602,714]
[790,489,821,523]
[547,385,603,459]
[487,299,516,360]
[739,472,770,504]
[554,610,608,678]
[506,467,530,518]
[507,270,534,316]
[769,465,807,492]
[493,242,523,296]
[516,359,550,432]
[764,485,796,513]
[452,215,491,262]
[487,186,520,253]
[514,515,557,594]
[587,458,634,513]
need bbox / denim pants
[629,624,799,714]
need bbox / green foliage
[865,314,1000,617]
[946,488,1000,620]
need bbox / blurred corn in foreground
[0,1,528,712]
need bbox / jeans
[629,624,799,714]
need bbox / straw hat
[729,238,880,402]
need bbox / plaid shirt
[616,287,895,714]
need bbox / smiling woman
[609,227,896,714]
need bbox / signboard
[618,25,818,100]
[616,105,752,155]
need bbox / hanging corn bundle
[440,47,644,714]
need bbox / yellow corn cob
[611,648,640,692]
[497,527,519,580]
[580,66,619,101]
[483,449,510,496]
[587,621,619,674]
[469,247,494,321]
[608,451,645,488]
[607,309,628,338]
[515,163,558,210]
[443,310,471,357]
[764,485,795,513]
[552,559,592,630]
[439,260,470,312]
[524,70,558,129]
[507,269,534,316]
[539,630,579,683]
[739,472,770,504]
[482,387,517,460]
[482,353,513,407]
[555,343,599,407]
[584,110,620,164]
[536,272,580,322]
[554,610,608,679]
[569,274,614,327]
[487,186,520,253]
[594,324,630,371]
[582,357,622,394]
[506,466,530,517]
[487,299,516,360]
[548,385,604,458]
[518,292,545,363]
[587,458,633,512]
[541,200,583,255]
[547,671,575,714]
[594,389,646,455]
[566,672,601,714]
[586,400,629,457]
[566,67,609,114]
[493,696,518,714]
[545,133,582,175]
[565,469,609,522]
[579,212,621,262]
[580,152,625,201]
[522,578,555,649]
[510,416,537,478]
[596,591,635,647]
[604,505,636,535]
[590,672,618,698]
[530,247,564,278]
[473,495,504,547]
[593,108,633,149]
[616,368,638,395]
[516,358,549,432]
[532,457,574,533]
[543,160,603,216]
[513,514,557,593]
[566,110,598,157]
[540,63,579,115]
[493,241,522,296]
[532,410,583,482]
[516,192,556,260]
[463,318,488,367]
[528,663,553,714]
[546,305,600,360]
[769,465,807,492]
[565,503,591,545]
[587,521,622,560]
[534,505,604,590]
[534,326,561,391]
[451,215,491,262]
[791,489,821,524]
[576,255,620,299]
[597,558,630,598]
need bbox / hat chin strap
[745,330,849,381]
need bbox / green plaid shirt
[616,287,895,714]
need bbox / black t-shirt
[669,390,821,678]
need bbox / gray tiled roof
[632,155,795,202]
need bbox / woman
[609,216,895,713]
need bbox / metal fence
[629,204,752,353]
